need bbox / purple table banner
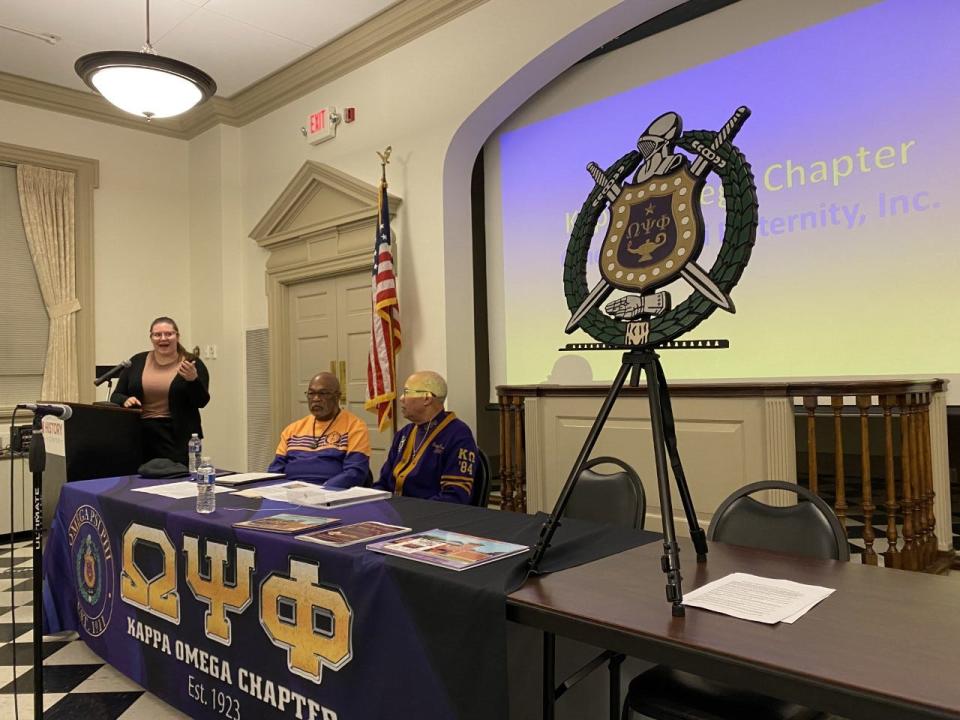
[44,475,655,719]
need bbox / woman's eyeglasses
[151,332,178,339]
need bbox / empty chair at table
[621,480,849,720]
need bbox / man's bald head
[399,370,447,425]
[405,371,447,401]
[310,372,340,393]
[306,372,341,420]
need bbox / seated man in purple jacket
[268,372,371,487]
[374,370,478,503]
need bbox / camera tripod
[526,347,709,616]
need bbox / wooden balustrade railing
[498,393,526,512]
[798,383,945,572]
[496,378,951,572]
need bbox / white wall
[188,125,246,468]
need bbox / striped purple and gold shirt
[268,409,371,488]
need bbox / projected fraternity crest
[564,107,759,347]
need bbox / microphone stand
[28,411,45,719]
[7,409,25,720]
[94,361,129,403]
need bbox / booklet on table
[367,529,529,571]
[235,481,390,508]
[217,472,285,487]
[297,521,411,547]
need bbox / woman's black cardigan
[110,351,210,448]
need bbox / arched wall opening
[440,0,692,430]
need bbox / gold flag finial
[377,146,392,183]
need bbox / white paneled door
[287,271,391,476]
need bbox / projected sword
[565,107,750,335]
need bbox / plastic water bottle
[188,433,202,478]
[196,456,216,514]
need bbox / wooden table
[507,540,960,720]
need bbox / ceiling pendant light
[74,0,216,121]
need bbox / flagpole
[376,147,398,434]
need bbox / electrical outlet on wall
[204,344,217,360]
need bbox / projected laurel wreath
[563,107,759,348]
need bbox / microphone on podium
[94,359,131,386]
[16,403,73,420]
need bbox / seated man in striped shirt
[268,372,371,487]
[374,370,478,504]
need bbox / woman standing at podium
[111,316,210,465]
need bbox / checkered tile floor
[0,540,188,719]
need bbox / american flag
[365,177,401,431]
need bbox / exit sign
[306,107,337,144]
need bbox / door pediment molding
[253,161,402,440]
[250,161,402,249]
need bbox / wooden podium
[41,401,141,528]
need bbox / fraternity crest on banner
[68,504,115,637]
[564,107,759,347]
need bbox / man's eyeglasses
[401,388,436,398]
[151,332,178,339]
[305,390,338,399]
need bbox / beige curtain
[16,164,79,402]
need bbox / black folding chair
[471,449,491,507]
[622,480,847,720]
[546,457,646,720]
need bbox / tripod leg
[642,356,686,616]
[527,356,637,575]
[652,359,708,562]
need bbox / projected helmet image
[564,107,759,349]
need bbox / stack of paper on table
[132,481,234,499]
[682,572,835,624]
